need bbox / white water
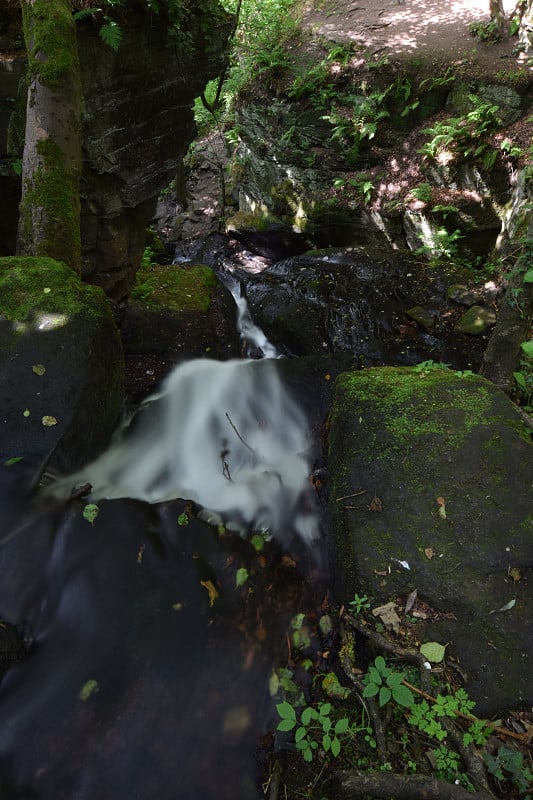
[223,276,280,359]
[53,359,319,547]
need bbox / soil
[300,0,526,76]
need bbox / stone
[327,366,533,714]
[455,304,497,334]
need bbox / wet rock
[244,247,486,369]
[327,366,533,714]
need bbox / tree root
[334,770,495,800]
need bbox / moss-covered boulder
[328,366,533,714]
[122,262,240,360]
[0,256,123,477]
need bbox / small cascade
[222,274,281,358]
[51,358,320,550]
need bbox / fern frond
[99,19,122,51]
[73,8,101,22]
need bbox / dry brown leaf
[200,579,218,607]
[424,547,434,559]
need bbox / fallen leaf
[23,409,30,418]
[31,364,46,376]
[43,287,51,294]
[508,567,522,583]
[41,415,58,427]
[172,602,183,611]
[200,579,218,607]
[372,602,401,633]
[489,598,516,614]
[368,495,383,512]
[281,555,296,568]
[235,567,249,588]
[436,496,446,506]
[324,373,331,381]
[420,641,447,664]
[404,588,418,614]
[137,543,145,564]
[4,457,23,466]
[79,679,99,701]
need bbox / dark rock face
[328,366,533,715]
[76,4,232,301]
[0,257,124,479]
[243,247,495,369]
[0,3,232,301]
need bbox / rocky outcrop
[328,366,533,715]
[242,247,498,368]
[0,2,232,301]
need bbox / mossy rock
[0,257,124,476]
[328,366,533,714]
[123,263,239,359]
[131,263,218,314]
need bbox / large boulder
[244,247,495,369]
[327,366,533,715]
[0,257,123,478]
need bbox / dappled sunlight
[304,0,519,59]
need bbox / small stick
[225,412,255,454]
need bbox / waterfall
[222,274,281,359]
[50,358,320,549]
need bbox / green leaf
[374,655,386,672]
[82,503,99,525]
[4,457,23,466]
[335,718,349,734]
[251,534,264,551]
[79,678,99,701]
[177,511,189,526]
[319,703,332,716]
[514,372,527,391]
[392,684,415,708]
[322,733,332,752]
[303,748,313,763]
[99,19,122,51]
[295,726,307,743]
[363,682,379,698]
[379,686,392,707]
[420,641,447,663]
[235,567,249,588]
[301,706,315,725]
[277,718,296,732]
[331,736,341,757]
[276,701,296,721]
[523,269,533,283]
[520,340,533,358]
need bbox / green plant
[469,20,502,42]
[419,95,502,167]
[485,746,533,797]
[514,340,533,410]
[362,656,414,708]
[410,183,433,203]
[349,593,371,614]
[323,90,390,163]
[416,227,464,260]
[276,701,351,762]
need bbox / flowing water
[0,279,324,798]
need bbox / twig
[225,412,255,454]
[336,490,368,501]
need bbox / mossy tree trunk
[518,0,533,51]
[17,0,82,274]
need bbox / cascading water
[51,358,320,550]
[222,275,281,359]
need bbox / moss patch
[131,263,218,313]
[21,0,80,90]
[0,256,109,324]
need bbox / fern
[99,18,122,51]
[73,8,102,22]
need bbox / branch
[334,770,495,800]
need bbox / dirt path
[301,0,524,73]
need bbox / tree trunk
[518,0,533,52]
[489,0,506,31]
[17,0,83,274]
